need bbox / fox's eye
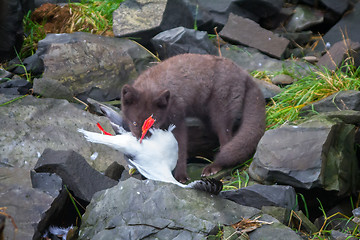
[133,121,137,126]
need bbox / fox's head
[121,84,171,139]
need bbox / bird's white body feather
[78,125,186,187]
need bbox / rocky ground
[1,0,360,239]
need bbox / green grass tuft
[265,64,360,129]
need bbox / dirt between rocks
[30,3,114,36]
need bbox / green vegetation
[21,0,124,58]
[258,63,360,130]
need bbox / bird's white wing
[127,158,186,187]
[78,129,141,156]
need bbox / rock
[78,178,302,240]
[330,230,357,240]
[291,210,318,234]
[113,0,168,39]
[300,90,360,116]
[0,78,32,95]
[316,39,360,71]
[34,149,118,202]
[0,68,13,82]
[104,161,125,181]
[317,2,360,52]
[219,13,290,59]
[249,115,358,195]
[220,44,313,75]
[236,0,284,19]
[271,74,295,85]
[32,77,74,101]
[36,32,156,102]
[12,53,44,77]
[321,0,349,15]
[196,0,259,29]
[286,5,324,32]
[279,31,313,47]
[151,27,218,59]
[113,0,194,47]
[253,78,282,99]
[220,184,297,210]
[0,95,127,172]
[30,170,63,198]
[315,198,357,232]
[302,55,318,64]
[0,167,54,240]
[261,206,290,225]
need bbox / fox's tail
[215,78,266,168]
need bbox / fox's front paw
[174,171,190,183]
[201,163,222,177]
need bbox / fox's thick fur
[121,54,266,182]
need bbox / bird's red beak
[96,123,113,136]
[140,115,155,143]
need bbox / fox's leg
[172,120,190,183]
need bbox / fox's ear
[155,90,170,108]
[121,84,138,105]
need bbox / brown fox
[121,54,266,183]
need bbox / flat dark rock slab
[317,2,360,52]
[317,39,360,71]
[220,13,289,58]
[35,149,118,202]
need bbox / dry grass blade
[232,216,273,234]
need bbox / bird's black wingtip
[188,178,223,195]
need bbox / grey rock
[321,0,349,15]
[33,77,74,101]
[196,0,259,28]
[293,210,318,234]
[30,170,63,198]
[286,5,324,32]
[113,0,194,47]
[220,44,314,74]
[220,13,290,59]
[317,2,360,52]
[330,230,357,240]
[352,207,360,217]
[34,149,118,202]
[151,27,218,59]
[249,116,358,195]
[261,206,290,225]
[253,78,282,99]
[113,0,168,38]
[271,74,295,85]
[0,167,54,240]
[301,90,360,116]
[13,53,44,76]
[316,39,360,71]
[0,78,32,95]
[220,184,297,210]
[36,32,155,101]
[0,94,127,172]
[78,178,302,240]
[279,30,313,47]
[104,161,125,181]
[236,0,283,19]
[0,68,13,81]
